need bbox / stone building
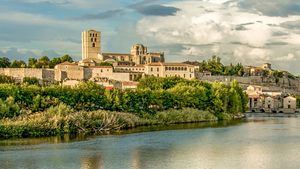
[246,85,298,113]
[82,30,101,61]
[282,96,297,113]
[81,30,164,66]
[244,63,272,76]
[144,62,195,79]
[101,44,164,65]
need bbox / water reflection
[81,154,102,169]
[1,117,300,169]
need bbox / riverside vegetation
[0,76,247,139]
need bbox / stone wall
[0,68,55,82]
[197,75,300,94]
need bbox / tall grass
[0,105,218,139]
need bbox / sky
[1,0,300,74]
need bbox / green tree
[50,57,62,68]
[37,56,50,68]
[28,57,37,68]
[10,60,27,68]
[0,57,11,68]
[60,55,73,62]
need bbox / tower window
[95,38,97,42]
[90,33,92,37]
[91,38,93,42]
[93,33,95,37]
[95,34,97,37]
[92,43,95,47]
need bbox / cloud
[274,53,296,61]
[135,0,300,73]
[280,20,300,29]
[238,0,300,17]
[13,0,70,5]
[78,9,123,20]
[133,5,180,16]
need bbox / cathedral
[79,29,165,66]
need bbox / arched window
[91,38,93,42]
[92,43,95,47]
[93,33,95,37]
[95,38,97,42]
[95,34,97,37]
[90,33,92,37]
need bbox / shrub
[0,96,20,119]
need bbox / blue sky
[1,0,300,73]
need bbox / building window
[190,74,192,78]
[288,105,291,109]
[91,38,93,42]
[90,33,92,37]
[92,43,95,47]
[151,68,153,71]
[95,34,97,37]
[157,68,159,71]
[93,33,95,37]
[95,38,97,42]
[157,74,159,77]
[184,74,186,78]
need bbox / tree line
[0,76,248,120]
[0,55,73,69]
[184,56,245,76]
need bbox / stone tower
[82,30,101,60]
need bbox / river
[0,115,300,169]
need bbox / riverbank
[0,104,244,139]
[245,112,299,118]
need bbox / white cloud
[274,53,296,61]
[136,0,300,73]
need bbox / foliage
[154,108,217,124]
[1,55,74,69]
[97,62,113,66]
[0,96,20,119]
[23,77,40,85]
[0,75,15,84]
[10,60,26,68]
[0,57,11,68]
[0,76,248,138]
[198,56,244,76]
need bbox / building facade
[246,85,298,113]
[82,30,102,61]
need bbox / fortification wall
[198,75,300,94]
[0,68,56,81]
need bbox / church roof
[59,61,77,65]
[102,52,131,56]
[146,62,194,67]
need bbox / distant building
[244,63,272,76]
[144,62,195,79]
[82,30,101,61]
[245,85,298,113]
[101,44,165,65]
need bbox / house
[246,85,298,113]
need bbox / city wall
[0,68,55,81]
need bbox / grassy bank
[0,76,247,139]
[0,104,227,139]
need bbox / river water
[0,116,300,169]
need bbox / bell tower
[82,30,101,60]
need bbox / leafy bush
[23,77,40,85]
[0,75,15,84]
[0,96,20,119]
[154,108,217,124]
